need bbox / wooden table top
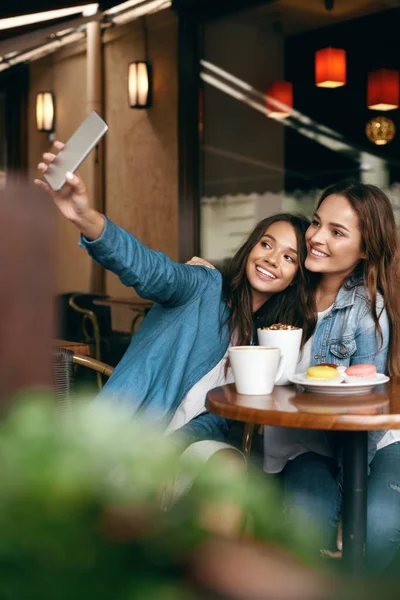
[207,378,400,431]
[93,297,153,310]
[54,339,91,356]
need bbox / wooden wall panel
[27,10,179,308]
[103,11,179,298]
[28,51,92,294]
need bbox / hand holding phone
[43,111,108,192]
[34,112,109,240]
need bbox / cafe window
[200,1,400,264]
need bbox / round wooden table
[207,378,400,573]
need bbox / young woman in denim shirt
[264,182,400,574]
[36,145,315,463]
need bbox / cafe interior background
[1,0,400,332]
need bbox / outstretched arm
[35,142,219,306]
[80,218,219,305]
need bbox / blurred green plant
[0,396,320,600]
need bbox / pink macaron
[345,364,377,377]
[345,364,377,381]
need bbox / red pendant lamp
[367,69,399,111]
[266,81,293,119]
[315,47,346,88]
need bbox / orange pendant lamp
[315,47,346,88]
[367,69,399,111]
[266,81,293,119]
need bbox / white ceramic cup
[257,328,303,386]
[228,346,284,395]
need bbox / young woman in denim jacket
[36,145,315,462]
[189,182,399,570]
[264,182,400,574]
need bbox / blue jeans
[281,442,400,575]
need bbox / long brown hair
[223,213,317,348]
[316,182,400,376]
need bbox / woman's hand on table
[186,256,216,269]
[34,140,105,240]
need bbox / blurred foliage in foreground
[0,396,324,600]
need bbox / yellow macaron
[306,366,339,380]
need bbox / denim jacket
[79,218,231,447]
[310,277,389,372]
[310,276,389,461]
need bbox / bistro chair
[68,293,104,364]
[52,347,114,410]
[55,292,130,369]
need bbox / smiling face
[305,194,365,278]
[245,221,299,311]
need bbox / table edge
[207,389,400,431]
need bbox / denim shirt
[79,218,231,447]
[311,277,389,462]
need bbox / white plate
[290,373,390,395]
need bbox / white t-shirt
[164,348,242,503]
[166,350,234,433]
[263,306,400,473]
[296,305,332,374]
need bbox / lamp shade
[36,92,55,132]
[367,69,399,111]
[128,61,152,108]
[366,116,395,145]
[266,81,293,119]
[315,47,346,88]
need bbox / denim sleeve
[173,412,230,449]
[79,217,218,307]
[351,305,389,374]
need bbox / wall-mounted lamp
[128,61,152,108]
[36,92,55,134]
[128,17,152,109]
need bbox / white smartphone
[44,111,108,191]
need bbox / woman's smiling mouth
[309,245,329,258]
[255,265,277,280]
